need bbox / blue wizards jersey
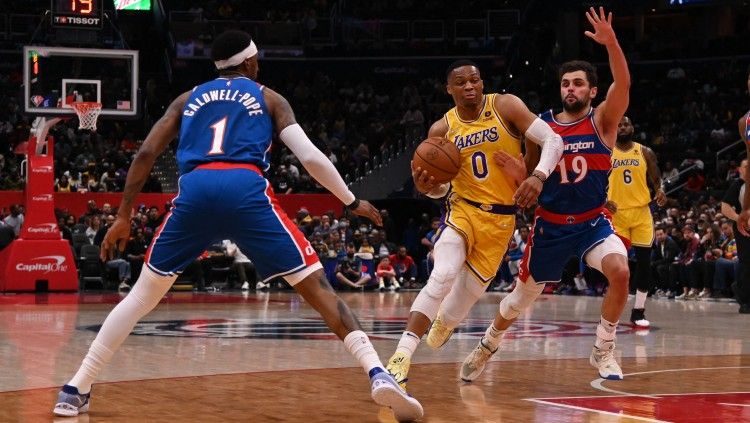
[537,108,613,215]
[177,77,273,175]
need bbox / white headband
[214,41,258,70]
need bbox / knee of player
[608,265,630,286]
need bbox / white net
[71,102,102,131]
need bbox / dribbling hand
[411,160,437,194]
[350,200,383,227]
[100,216,131,261]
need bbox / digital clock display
[51,0,104,29]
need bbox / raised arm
[263,87,381,225]
[642,146,666,207]
[587,7,631,147]
[101,90,190,260]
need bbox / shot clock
[51,0,104,29]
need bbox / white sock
[634,290,647,309]
[395,331,421,358]
[595,316,617,349]
[344,330,384,375]
[483,324,506,351]
[67,267,176,393]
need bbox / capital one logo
[15,255,69,274]
[32,194,53,202]
[27,223,58,234]
[32,165,53,173]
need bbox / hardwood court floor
[0,291,749,422]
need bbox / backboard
[23,46,139,118]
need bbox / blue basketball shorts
[145,163,319,282]
[519,210,617,284]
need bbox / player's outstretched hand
[493,151,526,187]
[411,160,437,194]
[738,209,750,237]
[351,200,383,227]
[513,175,543,208]
[584,7,616,47]
[100,216,131,261]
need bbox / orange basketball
[412,137,461,184]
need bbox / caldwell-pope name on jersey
[453,127,499,150]
[611,158,640,168]
[183,89,264,117]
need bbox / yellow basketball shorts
[612,205,654,247]
[441,197,515,284]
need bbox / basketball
[412,137,461,184]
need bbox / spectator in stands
[370,229,396,260]
[94,215,115,246]
[376,256,399,291]
[54,174,76,192]
[58,216,72,244]
[125,227,149,283]
[3,204,23,236]
[672,225,701,300]
[335,242,372,289]
[222,239,260,290]
[358,237,375,256]
[653,226,680,298]
[711,222,738,297]
[85,216,101,245]
[145,206,162,232]
[389,246,417,288]
[107,249,132,291]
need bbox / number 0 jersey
[444,93,521,205]
[608,142,650,209]
[178,77,273,175]
[538,108,612,215]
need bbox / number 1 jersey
[537,108,612,215]
[177,77,273,175]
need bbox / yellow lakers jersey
[609,142,650,209]
[444,93,521,205]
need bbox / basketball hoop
[71,102,102,131]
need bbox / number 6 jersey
[608,142,650,210]
[537,107,612,214]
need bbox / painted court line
[590,366,750,397]
[717,403,750,407]
[523,398,671,423]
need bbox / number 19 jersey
[538,108,612,215]
[178,77,273,175]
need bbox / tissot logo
[32,194,53,202]
[82,318,644,340]
[32,165,53,173]
[54,16,101,25]
[27,223,58,233]
[15,255,68,273]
